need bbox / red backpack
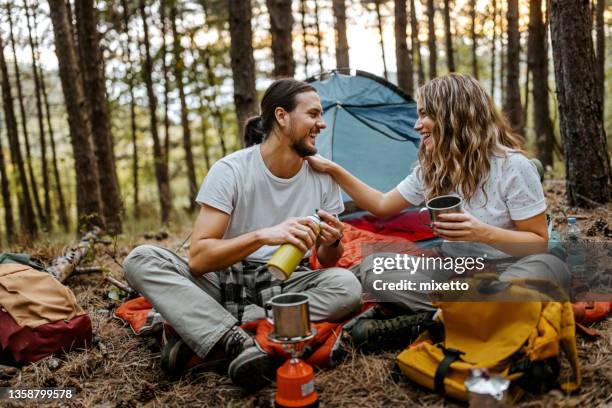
[0,258,92,364]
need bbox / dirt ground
[3,180,611,407]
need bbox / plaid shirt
[218,259,310,323]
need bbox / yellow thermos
[267,214,321,280]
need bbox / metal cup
[418,195,463,228]
[265,293,312,341]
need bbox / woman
[306,74,569,312]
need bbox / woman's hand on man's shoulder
[306,155,336,174]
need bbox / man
[123,79,361,390]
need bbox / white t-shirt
[195,145,345,262]
[396,150,546,258]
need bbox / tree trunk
[595,0,604,109]
[38,46,69,232]
[470,0,478,78]
[6,4,46,230]
[332,0,350,69]
[0,130,15,242]
[523,67,530,130]
[170,4,198,212]
[314,1,324,73]
[65,0,78,47]
[228,0,258,146]
[203,52,228,157]
[504,0,522,134]
[139,0,172,225]
[189,46,212,169]
[410,0,425,85]
[24,0,51,229]
[395,0,414,94]
[159,0,171,168]
[48,0,104,232]
[550,0,612,205]
[375,1,388,79]
[500,8,505,103]
[198,98,211,171]
[491,0,497,98]
[266,0,295,77]
[0,35,38,238]
[121,0,139,219]
[301,0,310,77]
[443,0,455,72]
[426,0,437,79]
[75,0,123,233]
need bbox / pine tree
[228,0,258,145]
[121,0,140,218]
[426,0,437,79]
[266,0,295,77]
[503,0,523,134]
[0,34,37,237]
[0,126,15,242]
[443,0,455,72]
[528,0,554,167]
[410,0,425,85]
[6,3,46,229]
[75,0,123,233]
[170,3,198,212]
[139,0,173,225]
[48,0,105,231]
[24,0,51,228]
[332,0,350,69]
[395,0,414,94]
[550,0,612,205]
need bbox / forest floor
[3,180,611,407]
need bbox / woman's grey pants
[123,245,361,359]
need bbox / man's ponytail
[243,115,265,147]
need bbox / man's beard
[290,133,317,157]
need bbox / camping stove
[266,293,319,408]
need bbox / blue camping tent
[308,70,422,200]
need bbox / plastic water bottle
[565,217,585,279]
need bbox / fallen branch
[105,276,135,295]
[0,364,19,379]
[568,214,589,220]
[47,227,103,282]
[75,266,104,274]
[575,193,605,207]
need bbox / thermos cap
[306,214,321,224]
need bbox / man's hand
[259,217,319,253]
[316,209,344,247]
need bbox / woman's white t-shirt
[396,151,546,258]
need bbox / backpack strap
[559,302,581,392]
[0,253,45,271]
[434,346,465,394]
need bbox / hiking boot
[347,311,434,352]
[160,324,227,376]
[160,324,195,376]
[223,325,275,391]
[227,344,275,392]
[221,325,254,360]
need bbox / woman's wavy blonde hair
[416,73,524,203]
